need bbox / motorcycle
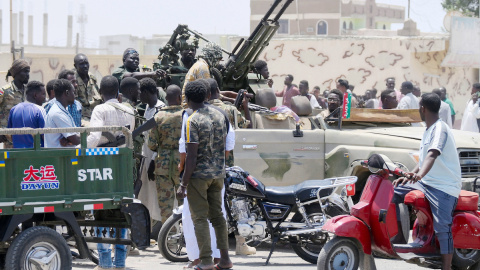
[158,166,357,264]
[317,153,480,270]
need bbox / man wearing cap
[397,81,419,110]
[112,48,166,85]
[0,59,31,147]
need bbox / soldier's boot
[235,235,256,255]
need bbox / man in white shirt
[393,93,461,269]
[44,79,80,148]
[432,88,452,128]
[87,75,135,148]
[87,75,134,270]
[460,83,480,133]
[298,80,321,109]
[397,81,419,110]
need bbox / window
[343,21,347,30]
[383,24,386,30]
[349,21,353,30]
[278,19,289,34]
[317,20,328,35]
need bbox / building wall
[244,36,476,121]
[250,0,405,35]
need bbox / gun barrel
[248,0,283,41]
[273,0,294,21]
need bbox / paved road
[72,242,425,270]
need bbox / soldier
[0,59,30,147]
[182,43,223,104]
[148,85,183,224]
[112,48,166,85]
[179,47,197,70]
[208,78,251,131]
[73,53,102,121]
[252,59,273,88]
[177,80,233,270]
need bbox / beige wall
[249,36,477,122]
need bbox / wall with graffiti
[257,36,476,121]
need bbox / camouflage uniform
[185,105,228,265]
[74,71,102,120]
[0,82,25,148]
[211,98,249,167]
[148,105,183,223]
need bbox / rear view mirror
[367,154,385,174]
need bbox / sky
[0,0,447,49]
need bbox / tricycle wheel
[5,226,72,270]
[317,237,359,270]
[158,212,188,262]
[453,248,480,268]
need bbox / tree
[442,0,479,16]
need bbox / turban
[6,59,30,81]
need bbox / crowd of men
[0,42,479,270]
[270,70,480,131]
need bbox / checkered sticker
[85,148,119,156]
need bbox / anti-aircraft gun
[154,0,293,94]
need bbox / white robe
[182,188,226,260]
[138,100,165,221]
[461,100,480,133]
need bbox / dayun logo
[21,165,60,190]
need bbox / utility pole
[408,0,411,19]
[77,4,87,49]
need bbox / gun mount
[154,0,293,92]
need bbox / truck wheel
[291,204,346,264]
[5,226,72,270]
[317,237,359,270]
[158,213,188,262]
[453,248,480,268]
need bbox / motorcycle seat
[265,180,336,205]
[404,190,479,211]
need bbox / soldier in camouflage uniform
[148,85,183,223]
[176,80,232,270]
[73,53,102,121]
[207,78,251,167]
[0,59,30,147]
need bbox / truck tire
[5,226,72,270]
[291,204,346,264]
[158,213,188,262]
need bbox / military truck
[0,127,150,270]
[233,107,480,202]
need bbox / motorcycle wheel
[290,204,345,264]
[453,248,480,268]
[317,237,359,270]
[158,213,189,262]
